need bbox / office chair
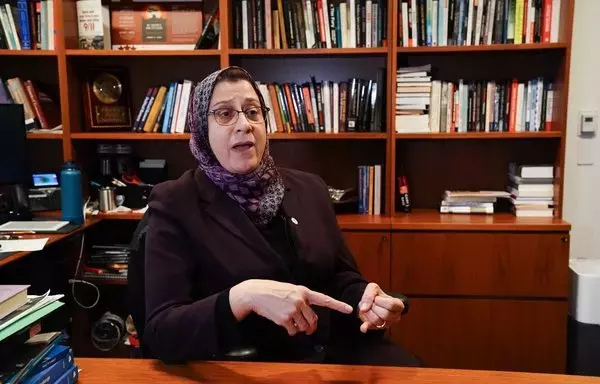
[127,211,258,361]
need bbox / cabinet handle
[561,236,569,243]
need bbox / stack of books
[508,163,554,217]
[0,285,78,383]
[82,244,130,283]
[440,190,510,214]
[395,64,432,133]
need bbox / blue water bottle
[61,162,84,225]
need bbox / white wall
[563,0,600,260]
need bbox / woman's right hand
[229,279,353,336]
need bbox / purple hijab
[187,66,285,227]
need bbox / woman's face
[207,80,267,174]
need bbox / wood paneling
[343,231,390,291]
[391,298,568,373]
[391,232,570,297]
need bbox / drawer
[391,232,569,298]
[391,298,567,373]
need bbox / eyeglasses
[208,106,270,126]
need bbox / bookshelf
[1,0,575,372]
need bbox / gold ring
[376,321,387,329]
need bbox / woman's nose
[235,112,253,133]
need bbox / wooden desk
[76,358,600,384]
[0,217,101,268]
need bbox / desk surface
[0,217,100,268]
[76,358,600,384]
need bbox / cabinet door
[391,232,570,298]
[391,298,568,373]
[342,231,390,291]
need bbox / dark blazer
[143,167,373,363]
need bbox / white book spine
[432,1,438,46]
[446,83,454,132]
[304,1,314,49]
[176,80,193,133]
[526,0,534,43]
[333,82,339,133]
[47,0,54,50]
[545,87,554,127]
[474,0,485,45]
[411,0,418,46]
[242,0,249,49]
[515,83,525,132]
[323,82,332,133]
[5,4,21,50]
[550,0,560,42]
[340,2,348,48]
[349,0,356,48]
[322,0,332,48]
[466,0,474,45]
[535,78,543,131]
[0,9,14,50]
[486,0,496,45]
[430,80,442,132]
[171,83,183,132]
[402,2,409,47]
[485,82,494,132]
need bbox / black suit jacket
[143,167,372,363]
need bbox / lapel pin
[291,217,298,225]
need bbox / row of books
[0,76,61,130]
[233,0,388,49]
[358,164,383,215]
[131,80,193,133]
[0,0,55,50]
[257,72,385,134]
[397,0,561,47]
[395,65,555,133]
[0,285,77,384]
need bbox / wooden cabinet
[389,231,570,373]
[390,232,570,298]
[342,231,390,291]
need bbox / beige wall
[564,0,600,259]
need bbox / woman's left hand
[357,283,404,333]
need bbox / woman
[143,66,419,366]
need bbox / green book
[0,301,64,343]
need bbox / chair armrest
[388,292,410,315]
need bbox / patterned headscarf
[187,66,285,227]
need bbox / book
[0,286,29,321]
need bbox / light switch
[577,138,595,166]
[580,111,598,136]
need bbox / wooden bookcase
[1,0,575,374]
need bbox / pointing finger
[306,290,353,314]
